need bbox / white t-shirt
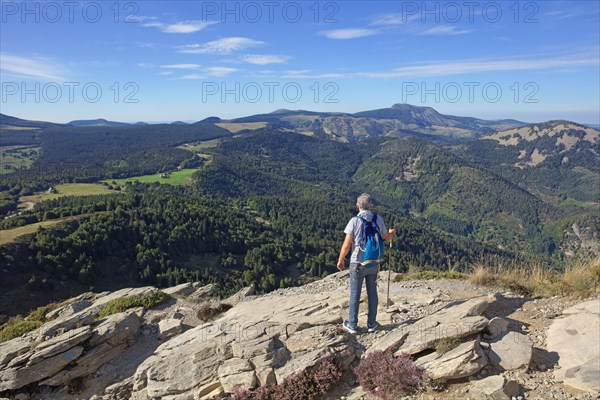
[344,210,387,263]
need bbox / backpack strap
[371,213,380,233]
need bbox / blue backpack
[358,213,384,267]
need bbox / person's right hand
[336,260,345,271]
[389,228,397,236]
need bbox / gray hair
[356,193,373,210]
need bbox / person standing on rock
[337,193,396,334]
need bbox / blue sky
[1,0,599,124]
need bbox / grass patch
[178,138,222,151]
[0,145,41,174]
[469,256,600,298]
[0,302,61,343]
[98,290,170,318]
[0,317,40,342]
[215,122,267,133]
[0,217,77,245]
[19,183,114,204]
[394,264,467,282]
[197,303,232,322]
[102,167,201,186]
[433,337,464,354]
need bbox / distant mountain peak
[390,103,435,112]
[269,109,294,114]
[197,117,222,124]
[68,118,130,127]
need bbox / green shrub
[27,302,61,323]
[0,302,65,343]
[0,317,40,343]
[98,290,170,318]
[433,337,463,353]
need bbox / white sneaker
[342,321,357,334]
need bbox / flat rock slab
[158,318,183,340]
[487,331,533,371]
[368,296,492,356]
[546,298,600,392]
[0,346,84,391]
[416,339,487,381]
[468,375,521,400]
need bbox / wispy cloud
[180,74,206,80]
[419,25,472,36]
[175,66,237,79]
[319,28,378,40]
[204,66,237,76]
[160,64,202,70]
[0,53,67,81]
[281,55,600,79]
[178,37,264,54]
[159,71,173,76]
[142,20,217,34]
[241,55,291,65]
[370,13,418,25]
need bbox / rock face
[0,289,151,392]
[157,318,183,340]
[129,284,350,399]
[486,331,533,371]
[218,358,257,392]
[546,299,600,392]
[484,317,509,340]
[416,339,488,381]
[468,375,521,400]
[369,296,492,355]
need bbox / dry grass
[394,262,467,282]
[0,217,77,245]
[468,257,600,298]
[559,257,600,298]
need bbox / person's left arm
[378,215,396,241]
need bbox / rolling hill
[0,113,64,129]
[480,120,599,170]
[463,121,600,202]
[229,104,526,142]
[68,118,131,127]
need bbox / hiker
[337,193,396,334]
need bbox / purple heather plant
[354,350,427,400]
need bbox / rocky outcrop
[468,375,521,400]
[0,289,152,393]
[486,331,533,371]
[129,283,350,399]
[369,296,493,355]
[416,339,488,381]
[1,273,596,400]
[157,318,183,340]
[546,299,600,392]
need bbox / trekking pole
[386,238,393,307]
